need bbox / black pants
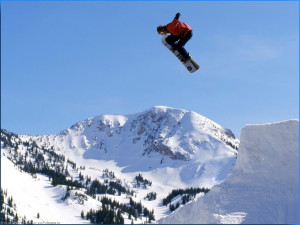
[166,31,193,60]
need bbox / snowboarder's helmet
[157,25,166,35]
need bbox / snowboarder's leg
[166,35,180,51]
[176,47,190,61]
[177,31,193,47]
[176,32,193,60]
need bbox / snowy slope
[159,119,299,224]
[1,106,239,223]
[33,106,239,187]
[1,155,94,224]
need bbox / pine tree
[86,211,90,220]
[1,212,6,224]
[169,204,175,211]
[8,196,13,207]
[0,189,4,207]
[149,210,155,222]
[15,213,19,223]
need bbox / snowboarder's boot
[180,53,192,63]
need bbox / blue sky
[1,1,299,137]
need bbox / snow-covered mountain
[36,105,238,162]
[1,106,239,224]
[32,105,239,187]
[159,119,299,224]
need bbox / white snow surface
[159,119,299,224]
[1,156,94,224]
[1,106,239,223]
[33,106,239,187]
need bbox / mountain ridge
[1,106,239,223]
[35,106,238,161]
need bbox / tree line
[134,174,152,188]
[162,187,210,211]
[83,196,155,224]
[1,189,33,224]
[1,130,156,224]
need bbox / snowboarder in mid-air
[157,12,193,62]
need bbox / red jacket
[166,18,192,38]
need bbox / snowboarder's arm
[168,13,180,25]
[164,13,181,34]
[175,12,181,19]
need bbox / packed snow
[159,119,299,224]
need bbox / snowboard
[161,36,200,73]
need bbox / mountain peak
[45,106,239,165]
[1,106,242,224]
[145,105,188,114]
[147,105,188,113]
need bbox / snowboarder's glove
[175,13,181,19]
